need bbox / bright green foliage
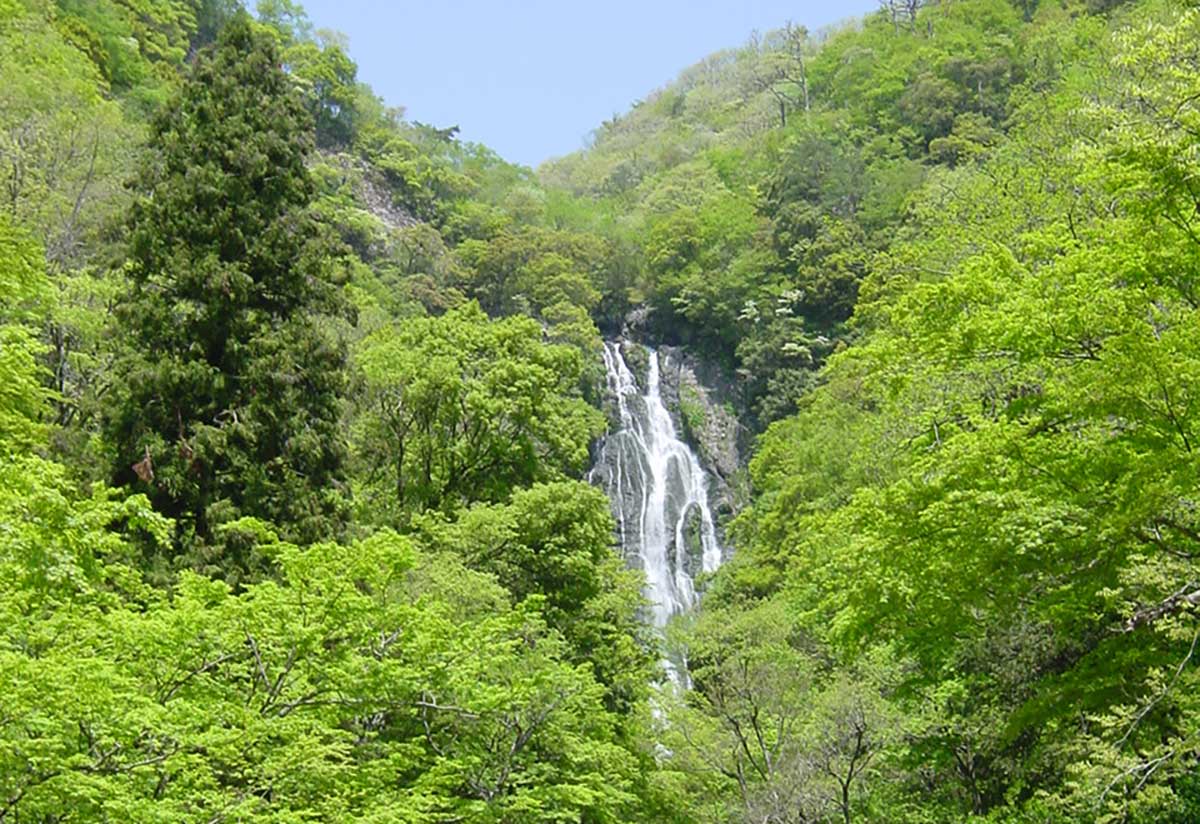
[664,602,904,824]
[419,481,656,716]
[284,39,359,148]
[453,225,611,394]
[352,303,604,521]
[455,225,607,317]
[719,2,1200,820]
[352,119,476,224]
[0,218,51,453]
[12,0,1200,821]
[53,0,189,93]
[103,14,350,569]
[734,309,839,426]
[255,0,360,151]
[0,250,651,819]
[0,497,648,820]
[642,174,775,358]
[1,2,161,441]
[51,0,242,105]
[808,0,1021,148]
[254,0,311,43]
[0,4,133,265]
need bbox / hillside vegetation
[2,0,1199,820]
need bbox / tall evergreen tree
[105,12,350,575]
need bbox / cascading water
[591,342,724,637]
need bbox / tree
[751,22,813,128]
[0,216,52,454]
[419,481,656,716]
[104,13,351,575]
[878,0,924,33]
[734,5,1200,819]
[668,601,815,816]
[454,225,609,318]
[351,303,604,521]
[254,0,313,43]
[0,8,130,268]
[663,599,902,824]
[0,227,649,819]
[0,503,649,820]
[284,39,359,149]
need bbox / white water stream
[592,342,723,630]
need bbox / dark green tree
[105,12,350,576]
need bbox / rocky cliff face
[654,345,749,524]
[602,339,750,531]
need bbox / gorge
[4,0,1199,819]
[591,341,728,641]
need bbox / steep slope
[5,0,1200,821]
[571,1,1200,821]
[539,0,1035,429]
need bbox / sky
[298,0,879,168]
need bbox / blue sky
[298,0,879,168]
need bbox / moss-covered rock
[619,340,650,391]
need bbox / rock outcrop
[652,345,749,523]
[603,339,749,530]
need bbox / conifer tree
[105,12,349,575]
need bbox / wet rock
[619,340,650,392]
[593,335,750,562]
[653,346,749,524]
[680,503,706,576]
[590,341,726,627]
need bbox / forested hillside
[2,0,1199,821]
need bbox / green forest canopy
[2,0,1199,820]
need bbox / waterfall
[592,342,724,632]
